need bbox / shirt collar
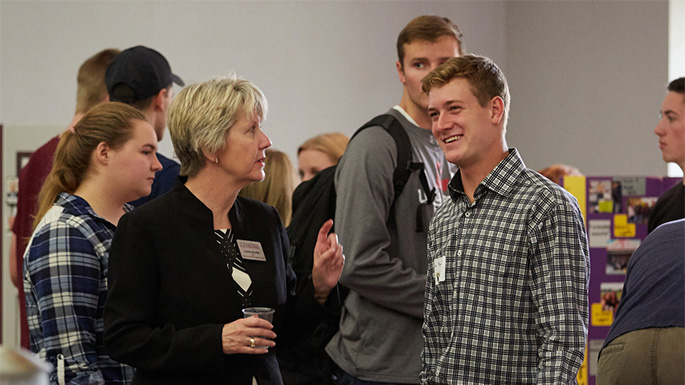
[392,105,419,127]
[448,148,526,202]
[56,191,132,224]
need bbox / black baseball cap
[106,45,184,103]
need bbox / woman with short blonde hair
[104,75,344,385]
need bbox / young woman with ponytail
[23,102,162,385]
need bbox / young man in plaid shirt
[420,55,589,384]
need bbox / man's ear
[396,60,407,85]
[490,96,505,125]
[153,87,169,112]
[95,142,111,164]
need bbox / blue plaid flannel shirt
[421,149,589,385]
[24,192,134,384]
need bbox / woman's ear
[95,142,111,165]
[201,148,217,164]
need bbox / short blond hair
[297,132,349,164]
[422,55,510,126]
[75,48,120,114]
[168,75,268,177]
[239,149,297,226]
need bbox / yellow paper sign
[576,343,588,385]
[613,214,636,238]
[591,303,614,326]
[598,200,613,213]
[563,176,587,225]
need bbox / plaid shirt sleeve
[421,225,441,384]
[529,193,590,384]
[25,218,108,384]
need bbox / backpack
[287,113,434,278]
[280,114,436,383]
[289,114,434,320]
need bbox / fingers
[244,336,275,354]
[318,237,343,265]
[242,315,274,329]
[242,316,277,339]
[238,319,276,353]
[317,219,334,243]
[327,232,339,248]
[222,318,277,355]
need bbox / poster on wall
[562,175,681,385]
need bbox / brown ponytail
[33,102,146,230]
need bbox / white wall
[0,1,506,156]
[0,0,672,346]
[670,0,685,80]
[669,0,685,177]
[504,0,669,175]
[1,0,507,347]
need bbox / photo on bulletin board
[589,179,613,214]
[600,282,624,313]
[626,197,658,225]
[606,239,641,275]
[610,180,623,213]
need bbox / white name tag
[237,240,267,261]
[434,256,446,284]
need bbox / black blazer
[104,180,329,385]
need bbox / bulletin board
[562,175,681,385]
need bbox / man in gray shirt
[325,15,462,384]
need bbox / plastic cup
[242,307,275,322]
[242,307,275,349]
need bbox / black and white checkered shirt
[421,149,589,385]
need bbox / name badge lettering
[237,240,267,262]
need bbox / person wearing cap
[105,45,184,206]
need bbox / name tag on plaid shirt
[434,256,446,284]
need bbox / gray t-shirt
[326,107,453,383]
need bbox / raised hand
[312,219,345,302]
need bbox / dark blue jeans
[336,368,403,385]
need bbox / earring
[215,158,219,164]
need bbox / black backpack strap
[352,114,412,200]
[352,114,435,232]
[410,162,436,233]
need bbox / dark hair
[109,83,155,110]
[668,77,684,94]
[396,15,463,68]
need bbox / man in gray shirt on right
[326,15,462,384]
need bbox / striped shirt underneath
[215,228,253,307]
